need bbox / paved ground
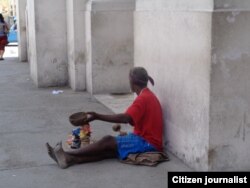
[0,46,191,188]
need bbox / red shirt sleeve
[125,97,145,126]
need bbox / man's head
[129,67,154,92]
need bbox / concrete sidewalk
[0,47,191,188]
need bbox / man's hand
[86,112,97,122]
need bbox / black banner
[168,172,250,188]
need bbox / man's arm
[87,112,133,125]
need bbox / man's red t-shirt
[125,88,163,151]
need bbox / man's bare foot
[46,143,58,163]
[46,142,71,169]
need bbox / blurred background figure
[0,13,9,60]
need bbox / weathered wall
[27,0,37,84]
[67,0,89,91]
[88,0,134,94]
[135,0,250,171]
[135,0,212,170]
[17,0,27,62]
[27,0,133,92]
[28,0,68,87]
[209,2,250,170]
[36,0,68,87]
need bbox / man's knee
[101,135,115,143]
[100,135,116,150]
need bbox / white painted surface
[67,0,89,91]
[135,0,211,171]
[17,0,27,62]
[209,11,250,170]
[89,0,134,94]
[27,0,134,92]
[28,0,68,87]
[27,0,38,85]
[135,0,250,171]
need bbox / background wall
[36,0,68,87]
[17,0,27,62]
[134,0,213,170]
[28,0,68,87]
[89,0,134,94]
[209,2,250,170]
[135,0,250,171]
[27,0,37,85]
[67,0,89,91]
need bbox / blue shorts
[115,133,157,160]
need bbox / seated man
[46,67,163,169]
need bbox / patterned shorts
[115,133,157,160]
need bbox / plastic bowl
[69,112,88,126]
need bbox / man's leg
[46,135,117,169]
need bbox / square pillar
[66,0,90,91]
[135,0,250,170]
[209,0,250,171]
[17,0,27,62]
[27,0,68,87]
[87,0,135,94]
[135,0,213,171]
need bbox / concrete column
[67,0,90,91]
[27,0,68,87]
[209,0,250,171]
[26,0,37,84]
[87,0,135,94]
[17,0,27,62]
[135,0,250,171]
[135,0,212,171]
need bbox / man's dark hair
[129,67,154,87]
